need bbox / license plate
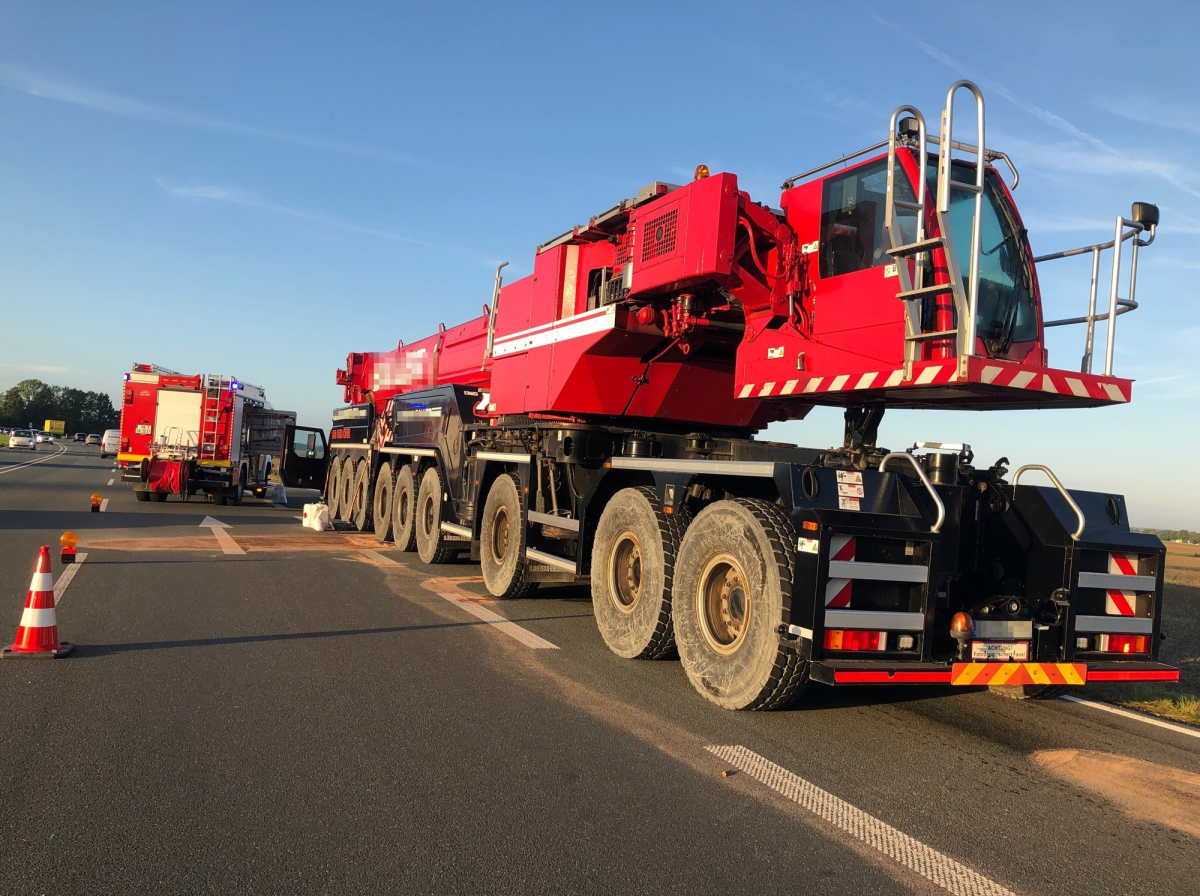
[135,424,152,435]
[971,641,1029,661]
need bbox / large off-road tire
[339,459,358,523]
[392,465,417,552]
[989,684,1079,700]
[326,456,344,519]
[591,486,682,659]
[416,466,456,564]
[480,474,538,599]
[134,489,151,502]
[673,498,810,710]
[350,461,372,531]
[372,462,395,543]
[150,492,168,503]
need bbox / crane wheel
[480,474,538,599]
[151,492,168,503]
[326,456,344,519]
[338,459,357,523]
[989,684,1079,700]
[392,465,417,552]
[372,462,395,543]
[350,462,372,531]
[415,466,456,564]
[591,486,681,659]
[134,489,151,502]
[673,498,810,710]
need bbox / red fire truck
[118,363,300,504]
[284,82,1177,709]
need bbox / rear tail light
[824,629,886,651]
[1097,634,1149,654]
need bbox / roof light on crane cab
[694,164,709,181]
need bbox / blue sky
[1,1,1197,526]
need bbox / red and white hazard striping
[737,359,1131,403]
[824,535,855,608]
[707,745,1017,896]
[974,361,1130,403]
[1106,551,1140,616]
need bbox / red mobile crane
[286,82,1176,709]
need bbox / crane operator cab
[740,80,1160,410]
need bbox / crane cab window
[818,159,916,278]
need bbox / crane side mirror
[1131,202,1159,230]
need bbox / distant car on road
[100,429,120,458]
[74,432,87,442]
[8,430,37,450]
[85,434,101,446]
[35,431,55,443]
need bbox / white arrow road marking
[53,553,88,606]
[707,745,1017,896]
[199,516,245,555]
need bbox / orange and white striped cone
[2,546,73,658]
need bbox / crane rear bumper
[813,660,1178,686]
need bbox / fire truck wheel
[326,456,344,519]
[339,459,358,523]
[350,462,371,531]
[373,462,394,543]
[134,489,151,502]
[480,474,537,599]
[416,466,455,564]
[591,487,680,659]
[673,498,810,710]
[393,466,417,551]
[989,684,1079,700]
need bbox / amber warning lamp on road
[60,531,79,564]
[90,493,102,513]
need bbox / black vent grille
[641,209,678,262]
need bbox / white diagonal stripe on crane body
[1010,370,1036,389]
[916,365,942,385]
[707,745,1017,896]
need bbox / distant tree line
[1135,528,1200,544]
[0,379,118,434]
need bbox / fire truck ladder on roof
[198,375,229,462]
[885,81,987,381]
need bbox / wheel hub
[609,531,644,613]
[492,508,510,561]
[699,554,750,655]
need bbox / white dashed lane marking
[1061,694,1200,741]
[707,745,1017,896]
[53,553,88,606]
[99,499,109,512]
[356,552,559,651]
[107,478,114,485]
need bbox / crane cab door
[280,425,329,490]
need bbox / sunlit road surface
[2,445,1198,895]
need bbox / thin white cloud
[869,16,1200,200]
[0,63,419,166]
[1096,96,1200,138]
[155,178,472,256]
[0,362,70,373]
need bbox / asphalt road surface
[1,444,1198,895]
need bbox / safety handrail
[1012,465,1086,540]
[879,452,946,534]
[1034,214,1156,375]
[482,261,508,370]
[937,81,986,376]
